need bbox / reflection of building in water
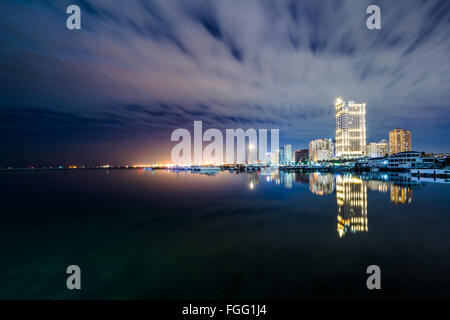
[247,173,259,190]
[366,180,388,193]
[283,172,293,189]
[309,173,335,195]
[270,170,280,185]
[295,173,309,183]
[390,184,413,204]
[336,175,368,238]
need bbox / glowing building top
[335,98,366,158]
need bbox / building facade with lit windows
[365,139,388,157]
[389,128,411,155]
[335,98,366,158]
[270,149,280,165]
[283,144,292,163]
[309,138,334,161]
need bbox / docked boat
[191,166,221,174]
[410,167,450,177]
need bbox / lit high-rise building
[309,138,334,161]
[365,139,388,158]
[271,150,280,165]
[378,139,388,157]
[279,146,284,163]
[335,98,366,158]
[284,144,292,163]
[389,129,411,155]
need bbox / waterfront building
[294,149,309,163]
[378,139,388,157]
[271,149,280,165]
[283,144,292,163]
[366,143,377,158]
[309,139,334,161]
[335,98,366,158]
[279,146,284,163]
[365,139,388,157]
[389,129,411,155]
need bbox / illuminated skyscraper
[335,98,366,158]
[279,146,284,163]
[284,144,292,163]
[389,129,411,155]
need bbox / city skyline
[1,0,450,167]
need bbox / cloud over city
[1,0,449,164]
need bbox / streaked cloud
[1,0,449,164]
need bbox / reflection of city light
[336,175,368,238]
[309,172,334,195]
[390,184,413,205]
[247,173,258,190]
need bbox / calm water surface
[1,169,449,299]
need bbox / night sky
[1,0,449,166]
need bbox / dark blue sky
[1,0,449,166]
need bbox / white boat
[191,166,221,174]
[410,167,450,176]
